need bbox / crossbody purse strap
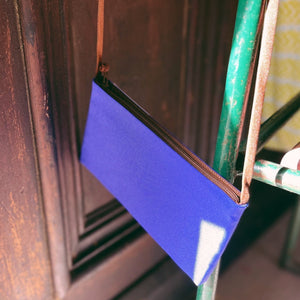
[96,0,109,77]
[240,0,279,204]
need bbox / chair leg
[195,0,263,297]
[280,196,300,273]
[196,262,220,300]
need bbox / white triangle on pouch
[193,220,226,285]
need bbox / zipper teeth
[175,150,240,202]
[96,78,241,204]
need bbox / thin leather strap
[240,0,279,204]
[96,0,109,76]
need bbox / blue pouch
[81,76,247,285]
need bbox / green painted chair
[196,0,300,298]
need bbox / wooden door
[0,0,237,299]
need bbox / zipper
[95,76,241,204]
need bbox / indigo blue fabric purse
[81,75,247,285]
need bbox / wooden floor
[217,210,300,300]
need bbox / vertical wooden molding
[177,0,189,142]
[0,1,54,298]
[16,0,70,297]
[182,0,238,164]
[182,0,207,152]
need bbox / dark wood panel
[47,0,239,297]
[0,0,240,298]
[0,1,53,299]
[82,168,114,215]
[116,259,196,300]
[66,235,165,300]
[183,0,238,164]
[103,0,186,135]
[17,0,71,296]
[68,0,115,218]
[70,0,188,216]
[42,0,174,297]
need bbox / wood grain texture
[183,0,238,164]
[69,0,188,217]
[0,1,53,299]
[17,0,71,296]
[66,235,166,300]
[42,0,174,297]
[116,259,196,300]
[61,0,189,269]
[0,0,240,298]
